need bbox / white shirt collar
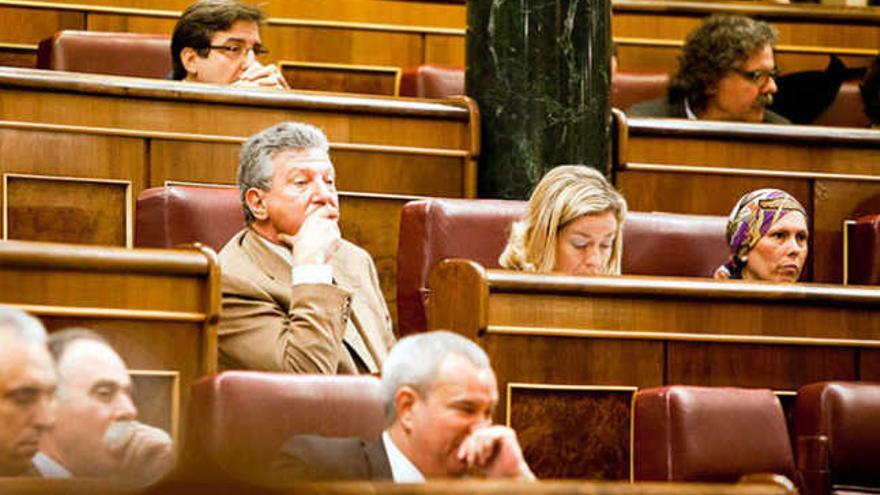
[382,431,425,483]
[683,98,699,120]
[31,452,72,479]
[256,233,294,265]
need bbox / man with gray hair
[628,14,789,124]
[274,331,535,481]
[218,121,395,374]
[0,307,56,477]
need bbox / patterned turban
[716,188,807,279]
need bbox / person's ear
[394,386,419,434]
[245,188,269,221]
[180,47,201,78]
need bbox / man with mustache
[218,122,395,374]
[628,15,789,124]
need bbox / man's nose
[311,180,334,203]
[33,395,55,431]
[114,393,138,421]
[765,75,778,94]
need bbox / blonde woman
[499,165,627,276]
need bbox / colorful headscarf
[716,188,807,279]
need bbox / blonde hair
[499,165,627,275]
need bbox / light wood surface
[0,68,478,326]
[428,259,880,479]
[615,115,880,284]
[0,239,220,443]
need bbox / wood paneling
[428,259,880,479]
[4,174,129,246]
[616,116,880,283]
[0,240,219,443]
[280,62,400,96]
[0,5,84,44]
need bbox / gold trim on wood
[339,190,425,202]
[2,172,133,247]
[486,325,880,348]
[267,16,465,36]
[128,369,180,445]
[9,303,207,322]
[624,162,880,182]
[504,381,638,427]
[163,180,235,189]
[843,219,855,286]
[0,42,37,51]
[614,37,879,57]
[0,0,178,17]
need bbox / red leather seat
[399,64,465,98]
[135,185,243,252]
[847,214,880,285]
[396,198,727,336]
[634,386,800,488]
[183,371,385,483]
[794,381,880,495]
[613,70,669,110]
[37,30,172,79]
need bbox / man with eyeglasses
[171,0,289,89]
[628,15,789,124]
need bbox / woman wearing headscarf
[715,188,808,282]
[499,165,628,276]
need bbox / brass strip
[0,42,37,51]
[614,37,878,56]
[624,162,880,182]
[267,16,465,36]
[0,0,178,16]
[0,120,469,156]
[10,303,206,322]
[278,60,401,74]
[486,325,880,348]
[843,219,855,286]
[164,180,234,189]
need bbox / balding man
[274,331,535,481]
[0,307,56,477]
[34,329,173,485]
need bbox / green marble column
[467,0,612,199]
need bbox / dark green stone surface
[467,0,612,199]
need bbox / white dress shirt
[31,452,72,479]
[382,431,425,483]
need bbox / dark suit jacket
[627,97,791,124]
[273,435,393,481]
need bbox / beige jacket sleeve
[219,266,354,374]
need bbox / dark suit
[627,97,791,124]
[273,435,392,481]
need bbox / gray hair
[381,330,491,424]
[0,306,47,342]
[237,122,330,224]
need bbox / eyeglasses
[732,67,780,86]
[206,42,270,59]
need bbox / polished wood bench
[613,112,880,284]
[0,239,220,442]
[0,68,479,325]
[428,259,880,479]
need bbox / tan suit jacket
[218,228,395,374]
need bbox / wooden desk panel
[428,259,880,479]
[616,116,880,284]
[0,240,219,443]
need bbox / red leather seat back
[37,30,172,79]
[612,70,669,110]
[794,381,880,493]
[135,186,244,252]
[813,81,871,128]
[634,386,799,484]
[396,198,728,336]
[848,214,880,285]
[399,64,465,98]
[185,372,385,482]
